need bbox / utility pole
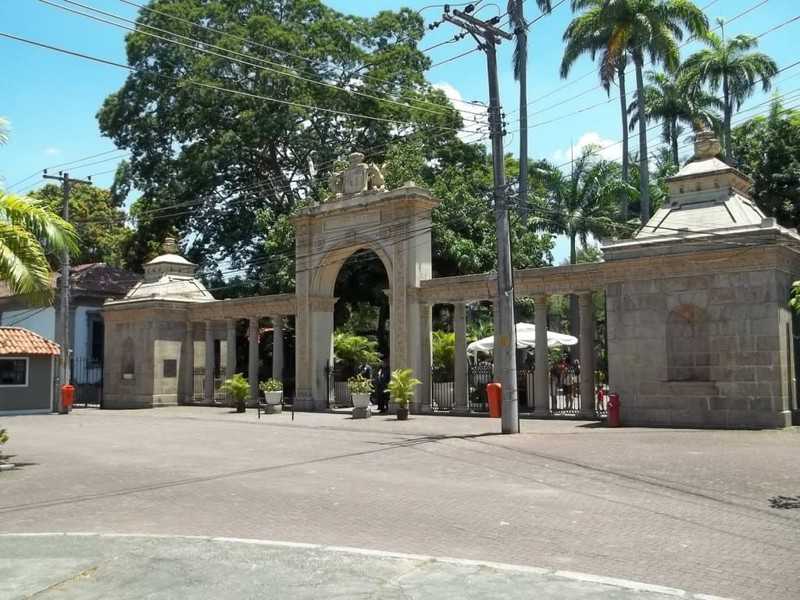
[42,170,91,408]
[442,7,519,434]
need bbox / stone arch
[666,304,710,381]
[312,240,394,299]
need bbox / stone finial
[348,152,365,165]
[694,130,722,160]
[162,237,179,254]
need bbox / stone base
[352,406,372,419]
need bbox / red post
[60,384,74,414]
[606,392,620,427]
[487,383,502,418]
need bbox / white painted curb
[0,532,736,600]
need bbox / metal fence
[70,357,103,407]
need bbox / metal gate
[71,357,103,407]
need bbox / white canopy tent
[466,323,578,356]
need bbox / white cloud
[550,131,621,166]
[43,147,61,156]
[433,81,488,142]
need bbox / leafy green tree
[563,0,708,223]
[0,193,78,301]
[432,330,455,382]
[684,21,778,162]
[508,0,552,220]
[99,0,462,279]
[732,98,800,228]
[30,184,129,268]
[628,70,721,166]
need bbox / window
[0,358,28,386]
[163,359,177,378]
[121,338,135,380]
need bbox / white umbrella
[466,322,578,356]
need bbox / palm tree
[628,70,722,166]
[0,193,78,300]
[563,0,708,223]
[531,146,634,339]
[507,0,552,221]
[683,20,778,162]
[561,3,631,218]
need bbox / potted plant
[220,373,249,413]
[259,378,283,408]
[387,368,421,421]
[347,374,373,409]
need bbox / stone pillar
[204,321,214,404]
[248,317,259,404]
[534,295,550,417]
[416,302,432,414]
[272,315,284,382]
[182,321,195,404]
[579,292,596,419]
[226,319,237,378]
[453,302,469,413]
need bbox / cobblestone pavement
[1,408,798,599]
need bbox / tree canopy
[99,0,463,283]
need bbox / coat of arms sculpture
[327,152,386,200]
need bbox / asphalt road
[1,408,798,599]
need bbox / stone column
[453,302,469,413]
[272,315,284,382]
[579,292,596,419]
[204,320,214,404]
[226,319,237,378]
[182,321,195,404]
[534,295,550,417]
[416,302,432,414]
[248,317,259,405]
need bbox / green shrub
[220,373,249,411]
[259,378,283,392]
[347,375,374,394]
[432,331,455,382]
[334,332,381,376]
[387,368,421,409]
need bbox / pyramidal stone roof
[0,327,60,356]
[637,131,765,238]
[107,238,215,305]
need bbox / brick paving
[1,407,798,599]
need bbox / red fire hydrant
[487,383,502,418]
[606,392,620,428]
[60,384,74,414]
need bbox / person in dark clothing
[375,362,390,413]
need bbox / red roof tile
[0,327,61,356]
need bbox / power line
[43,0,487,121]
[0,31,472,135]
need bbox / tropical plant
[683,21,778,161]
[531,146,634,338]
[0,193,79,301]
[628,70,722,166]
[347,374,374,394]
[508,0,552,220]
[258,378,283,392]
[387,368,421,409]
[0,428,7,446]
[220,373,250,412]
[562,0,708,223]
[333,333,381,377]
[432,330,455,382]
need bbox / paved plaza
[1,408,798,599]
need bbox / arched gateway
[292,154,438,410]
[102,153,438,412]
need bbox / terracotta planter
[397,407,409,421]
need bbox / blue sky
[1,0,798,262]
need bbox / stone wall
[608,268,795,428]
